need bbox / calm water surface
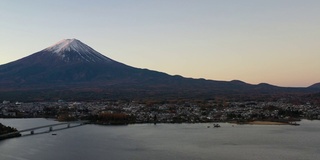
[0,118,319,160]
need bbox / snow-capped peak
[45,39,81,53]
[43,39,112,63]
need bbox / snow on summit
[43,39,112,63]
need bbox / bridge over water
[0,121,88,139]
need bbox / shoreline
[229,120,299,125]
[1,118,304,126]
[246,121,289,125]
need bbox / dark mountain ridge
[309,83,320,89]
[0,39,319,101]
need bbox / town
[1,99,319,125]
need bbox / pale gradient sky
[1,0,319,87]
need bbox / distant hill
[309,83,320,89]
[0,39,319,101]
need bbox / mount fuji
[0,39,145,85]
[0,39,319,101]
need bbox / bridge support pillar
[31,131,34,135]
[67,124,70,128]
[49,127,52,131]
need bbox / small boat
[213,124,221,128]
[52,133,57,135]
[290,122,300,126]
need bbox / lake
[1,118,320,160]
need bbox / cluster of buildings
[1,100,319,123]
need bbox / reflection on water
[1,118,320,160]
